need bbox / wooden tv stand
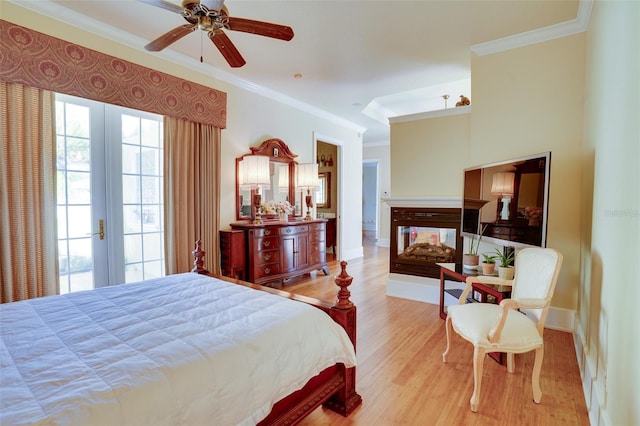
[222,219,329,287]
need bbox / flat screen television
[462,152,551,248]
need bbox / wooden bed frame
[191,241,362,425]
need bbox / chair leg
[470,346,485,412]
[442,316,452,363]
[532,346,544,403]
[507,352,515,373]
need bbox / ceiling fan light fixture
[141,0,293,68]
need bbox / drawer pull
[265,229,271,235]
[264,267,271,274]
[286,228,292,233]
[263,240,271,247]
[263,254,271,261]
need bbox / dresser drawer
[256,250,279,265]
[255,236,279,251]
[254,263,280,279]
[309,230,325,243]
[253,227,278,238]
[310,251,326,265]
[310,242,325,255]
[280,224,308,235]
[309,222,326,232]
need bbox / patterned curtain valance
[0,20,226,128]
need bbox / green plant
[466,224,487,255]
[494,248,515,267]
[481,253,496,264]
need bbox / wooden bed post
[191,240,210,274]
[324,261,362,416]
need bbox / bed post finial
[334,261,354,309]
[191,240,209,274]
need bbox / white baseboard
[386,274,576,332]
[341,246,364,262]
[376,238,390,247]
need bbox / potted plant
[480,253,496,275]
[463,225,487,270]
[494,248,515,280]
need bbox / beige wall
[390,113,471,197]
[580,1,639,424]
[470,34,586,311]
[2,2,365,261]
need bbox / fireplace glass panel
[396,226,457,263]
[389,207,462,279]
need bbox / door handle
[87,219,105,240]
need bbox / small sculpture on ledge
[456,95,470,107]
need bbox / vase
[528,217,540,226]
[279,212,288,222]
[481,262,496,275]
[498,266,515,280]
[462,254,479,270]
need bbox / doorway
[362,160,379,244]
[315,138,339,260]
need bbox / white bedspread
[0,273,356,425]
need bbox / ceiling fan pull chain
[200,30,204,63]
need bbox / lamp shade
[490,172,515,197]
[240,155,270,188]
[297,163,319,189]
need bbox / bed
[0,241,361,425]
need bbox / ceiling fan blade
[136,0,184,14]
[144,24,196,51]
[209,31,246,68]
[226,17,294,41]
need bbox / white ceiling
[9,0,585,145]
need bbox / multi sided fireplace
[390,207,462,279]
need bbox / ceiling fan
[138,0,294,67]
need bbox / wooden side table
[437,263,511,364]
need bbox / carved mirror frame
[236,138,299,221]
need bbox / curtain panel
[164,117,221,275]
[0,81,58,303]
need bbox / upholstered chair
[442,247,563,412]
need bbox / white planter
[498,266,514,280]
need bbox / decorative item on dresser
[236,138,300,222]
[222,219,329,287]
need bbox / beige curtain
[0,81,58,303]
[164,117,221,275]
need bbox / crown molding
[471,0,594,56]
[5,0,366,134]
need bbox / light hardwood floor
[282,242,590,425]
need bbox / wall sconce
[491,172,515,221]
[297,163,319,221]
[239,155,271,224]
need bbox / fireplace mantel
[382,197,462,208]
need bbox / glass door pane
[55,97,106,293]
[119,112,164,282]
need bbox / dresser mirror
[236,138,300,220]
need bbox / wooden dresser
[221,219,329,286]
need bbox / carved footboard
[191,241,362,423]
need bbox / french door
[55,94,164,293]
